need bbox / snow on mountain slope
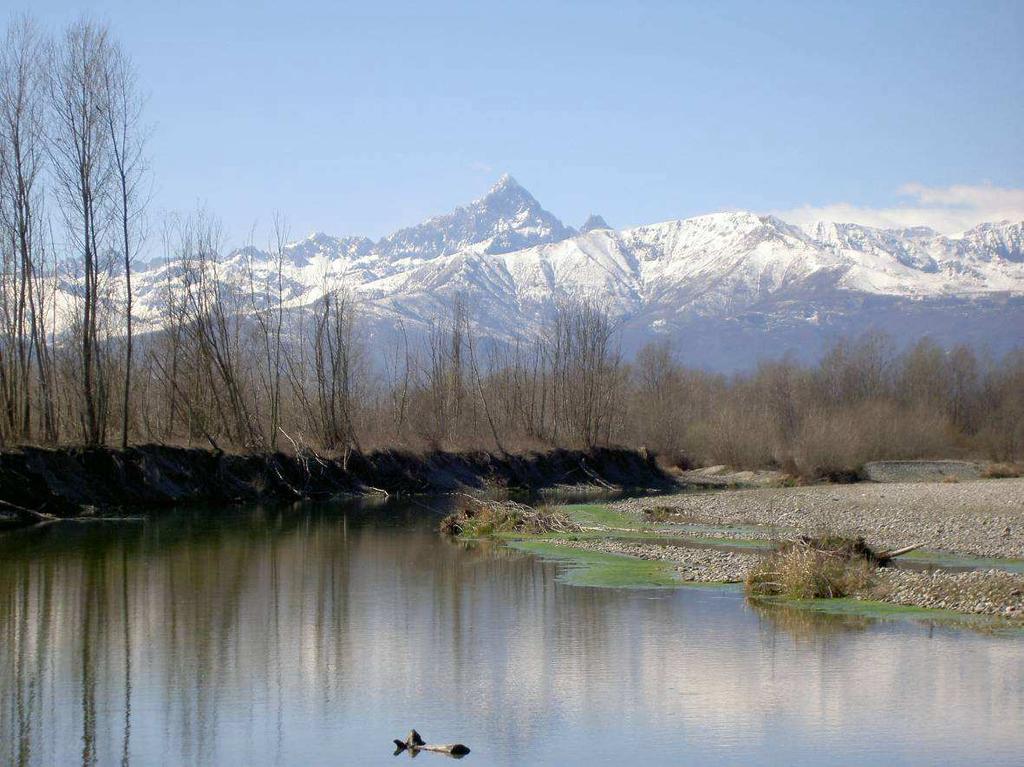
[97,178,1024,368]
[623,213,842,310]
[954,221,1023,264]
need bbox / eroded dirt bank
[0,444,670,523]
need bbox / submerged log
[393,729,470,758]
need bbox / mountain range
[130,175,1024,370]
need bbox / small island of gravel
[450,475,1024,623]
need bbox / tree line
[628,334,1024,476]
[2,16,1022,475]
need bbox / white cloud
[776,183,1024,234]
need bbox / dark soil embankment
[0,445,671,522]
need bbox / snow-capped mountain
[128,177,1024,370]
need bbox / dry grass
[746,535,879,599]
[439,497,581,537]
[982,463,1023,479]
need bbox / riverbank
[0,444,671,527]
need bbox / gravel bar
[612,478,1024,559]
[545,536,1024,618]
[539,479,1024,618]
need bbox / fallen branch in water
[0,498,150,529]
[0,498,57,525]
[393,729,470,758]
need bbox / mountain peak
[479,173,536,209]
[488,173,521,194]
[375,176,573,260]
[580,214,611,233]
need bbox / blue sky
[21,0,1024,245]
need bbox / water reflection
[1,501,1022,766]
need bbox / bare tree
[386,320,412,439]
[101,39,148,448]
[631,340,685,456]
[178,210,261,448]
[542,301,622,447]
[420,295,472,447]
[244,216,287,448]
[48,19,114,445]
[309,282,362,457]
[0,15,53,442]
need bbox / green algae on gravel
[553,503,771,549]
[560,503,649,530]
[509,540,681,588]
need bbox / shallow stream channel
[1,496,1022,766]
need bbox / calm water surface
[1,500,1022,766]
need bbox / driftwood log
[875,543,923,562]
[393,729,470,758]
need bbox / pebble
[872,569,1024,618]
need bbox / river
[1,499,1021,766]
